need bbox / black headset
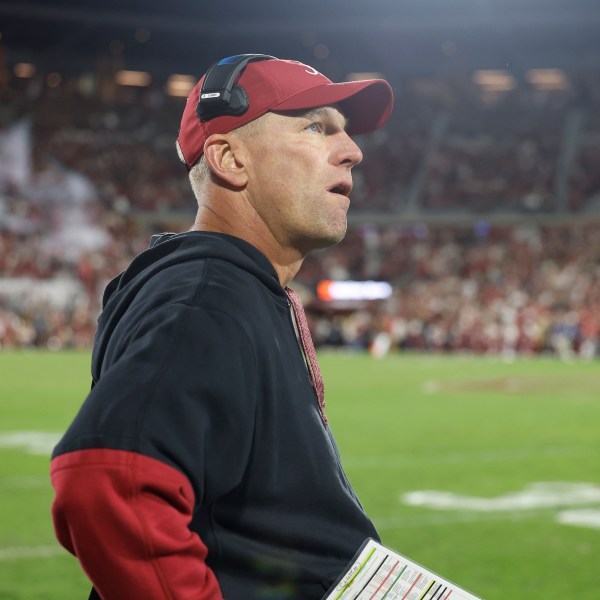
[196,54,276,122]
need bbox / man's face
[242,106,363,256]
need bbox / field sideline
[1,350,599,599]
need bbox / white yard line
[557,509,600,530]
[0,545,64,561]
[401,482,600,512]
[0,431,61,456]
[373,482,600,532]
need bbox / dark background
[2,0,600,79]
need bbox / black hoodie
[51,231,379,600]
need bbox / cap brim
[272,79,394,135]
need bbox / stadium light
[472,69,516,92]
[526,68,569,91]
[165,74,196,97]
[115,69,152,87]
[346,72,385,82]
[14,63,36,78]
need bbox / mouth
[328,181,353,197]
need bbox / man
[51,54,393,599]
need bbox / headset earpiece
[196,54,276,122]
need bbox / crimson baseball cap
[176,56,394,169]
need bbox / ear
[203,134,249,188]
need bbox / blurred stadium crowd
[1,69,599,358]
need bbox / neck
[274,257,304,288]
[192,204,305,288]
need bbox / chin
[316,227,347,250]
[297,217,347,253]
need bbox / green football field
[0,350,599,599]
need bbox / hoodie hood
[91,231,284,383]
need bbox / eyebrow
[301,106,349,131]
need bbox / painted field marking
[0,431,61,455]
[557,509,600,530]
[397,482,600,532]
[0,545,63,561]
[402,482,600,512]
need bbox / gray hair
[188,155,212,202]
[176,140,212,202]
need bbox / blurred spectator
[1,71,599,357]
[300,223,600,360]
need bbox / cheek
[252,146,291,191]
[271,159,315,200]
[251,137,325,201]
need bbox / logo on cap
[288,60,321,76]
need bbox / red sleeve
[50,449,223,600]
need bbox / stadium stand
[1,66,599,357]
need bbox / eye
[305,122,323,134]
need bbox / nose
[333,131,363,168]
